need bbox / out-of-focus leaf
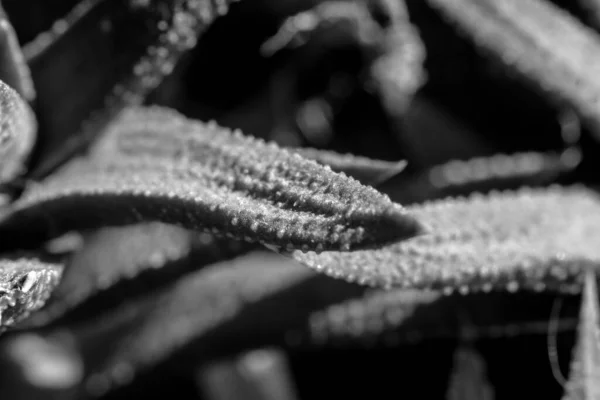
[0,252,325,398]
[25,0,239,177]
[446,345,495,400]
[0,332,83,400]
[293,185,600,290]
[425,0,600,141]
[385,149,580,205]
[561,269,600,400]
[26,223,253,328]
[0,3,35,101]
[294,289,578,349]
[197,348,299,400]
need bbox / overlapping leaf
[293,185,600,290]
[386,149,580,205]
[561,269,600,399]
[0,110,422,253]
[26,223,254,328]
[0,252,321,398]
[24,0,239,177]
[425,0,600,140]
[0,79,36,186]
[0,256,62,329]
[93,106,408,186]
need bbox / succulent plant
[0,0,599,399]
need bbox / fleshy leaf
[0,3,35,101]
[446,345,495,400]
[293,185,600,290]
[92,106,407,186]
[0,332,83,400]
[425,0,600,140]
[291,147,406,186]
[368,0,426,115]
[387,149,580,205]
[0,117,422,253]
[27,223,253,327]
[198,349,299,400]
[25,0,238,177]
[5,252,318,398]
[0,79,36,186]
[0,257,62,329]
[561,268,600,400]
[298,289,578,348]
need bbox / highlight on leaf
[0,111,423,254]
[298,289,579,348]
[27,223,253,328]
[0,79,36,186]
[0,252,321,398]
[293,185,600,290]
[561,268,600,399]
[92,106,408,186]
[25,0,240,177]
[446,344,495,400]
[425,0,600,140]
[0,256,62,329]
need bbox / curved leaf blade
[425,0,600,140]
[0,79,36,186]
[28,224,253,327]
[93,106,408,186]
[0,118,422,253]
[26,0,239,177]
[293,185,600,290]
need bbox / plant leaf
[198,349,299,400]
[0,3,35,101]
[0,117,422,253]
[561,268,600,400]
[293,185,600,289]
[0,252,319,398]
[425,0,600,140]
[25,0,239,177]
[446,345,495,400]
[290,147,406,186]
[26,223,253,328]
[0,79,36,186]
[0,256,62,329]
[92,106,407,186]
[386,150,579,205]
[368,0,426,115]
[297,289,578,348]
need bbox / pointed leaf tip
[0,109,422,254]
[293,186,600,289]
[562,268,600,400]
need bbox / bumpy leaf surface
[0,79,36,185]
[92,106,407,186]
[293,186,600,290]
[0,114,422,253]
[0,257,62,329]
